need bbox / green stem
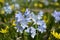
[22,30,28,40]
[36,30,38,40]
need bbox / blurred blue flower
[24,8,31,18]
[16,20,28,33]
[15,11,24,22]
[25,18,31,22]
[30,12,37,23]
[37,10,44,20]
[5,3,9,6]
[41,0,49,6]
[16,25,24,33]
[28,0,30,2]
[44,0,49,6]
[25,27,36,38]
[12,0,16,3]
[15,11,29,33]
[37,20,45,25]
[37,20,46,33]
[3,3,12,14]
[53,0,58,2]
[20,20,28,29]
[14,3,20,10]
[52,10,60,23]
[24,8,32,22]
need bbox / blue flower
[37,10,44,20]
[52,10,60,22]
[30,12,37,23]
[25,27,36,38]
[14,3,20,10]
[24,8,32,22]
[53,0,58,2]
[15,11,24,22]
[16,25,24,33]
[25,18,32,22]
[20,20,28,29]
[15,12,28,32]
[44,0,49,6]
[37,20,46,33]
[3,3,12,14]
[28,0,30,2]
[12,0,16,3]
[16,20,28,33]
[24,8,31,18]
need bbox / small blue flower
[25,27,36,38]
[16,20,28,33]
[14,3,20,10]
[25,18,32,22]
[53,0,58,2]
[37,20,46,33]
[29,12,38,24]
[28,0,30,2]
[15,11,24,22]
[20,20,28,29]
[37,10,44,20]
[42,0,49,6]
[37,20,44,25]
[4,3,12,14]
[24,8,32,22]
[37,25,46,33]
[16,25,24,33]
[52,10,60,22]
[12,0,16,3]
[24,8,31,18]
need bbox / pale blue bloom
[37,10,44,20]
[53,0,58,2]
[24,0,31,3]
[12,0,16,2]
[25,18,32,22]
[4,3,12,14]
[52,10,60,22]
[20,20,28,29]
[28,0,30,2]
[30,12,37,23]
[16,25,24,33]
[37,25,46,33]
[5,3,9,6]
[16,20,28,33]
[26,11,44,24]
[36,20,45,25]
[44,0,49,6]
[28,0,34,2]
[25,27,36,38]
[15,11,24,22]
[37,20,46,33]
[24,8,31,18]
[54,0,57,2]
[15,11,28,33]
[14,3,20,10]
[24,8,32,22]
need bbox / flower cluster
[0,0,20,15]
[0,0,60,40]
[0,0,20,34]
[15,8,47,38]
[52,10,60,23]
